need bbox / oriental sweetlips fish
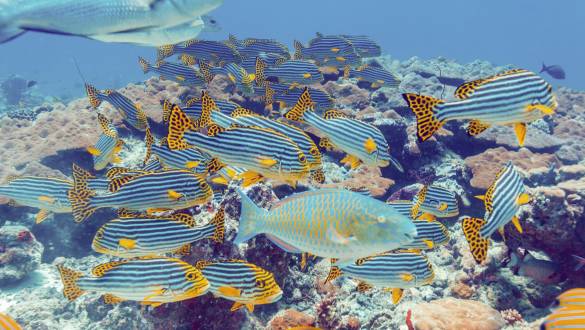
[261,83,334,112]
[339,34,381,57]
[196,259,283,312]
[92,209,224,258]
[294,33,357,64]
[255,58,323,88]
[0,176,73,223]
[139,57,206,86]
[166,103,311,186]
[325,251,435,304]
[553,288,585,309]
[402,69,557,146]
[68,165,213,222]
[202,61,256,95]
[158,39,241,64]
[462,161,530,263]
[343,62,401,89]
[0,0,224,45]
[85,84,148,131]
[87,114,124,171]
[541,308,585,330]
[411,184,460,221]
[388,200,450,250]
[227,35,290,59]
[285,88,402,170]
[144,127,210,173]
[0,313,21,330]
[57,257,209,307]
[234,189,417,266]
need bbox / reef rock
[0,225,43,286]
[412,297,506,330]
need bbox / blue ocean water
[0,1,584,329]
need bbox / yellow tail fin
[68,164,97,223]
[402,93,445,142]
[462,217,489,263]
[85,84,102,108]
[57,265,85,301]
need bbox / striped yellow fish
[402,69,556,146]
[0,176,73,224]
[92,209,224,258]
[0,313,21,330]
[68,164,213,222]
[554,288,585,310]
[234,189,417,266]
[166,103,311,186]
[541,307,585,330]
[85,84,148,131]
[87,114,124,171]
[196,259,282,312]
[411,184,459,221]
[144,127,210,173]
[325,250,435,304]
[57,257,209,307]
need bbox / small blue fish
[343,62,401,89]
[228,35,290,60]
[540,63,566,80]
[87,114,124,171]
[158,39,241,64]
[256,58,323,88]
[139,57,206,86]
[85,84,148,131]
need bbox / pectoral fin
[185,161,200,169]
[38,195,56,204]
[167,190,183,200]
[462,217,489,263]
[341,154,362,169]
[35,209,51,224]
[516,193,531,205]
[417,213,436,222]
[511,216,523,234]
[422,239,434,249]
[258,157,277,167]
[526,103,555,115]
[103,293,125,304]
[87,146,102,156]
[514,123,527,147]
[357,281,373,292]
[392,288,404,304]
[218,286,242,298]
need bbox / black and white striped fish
[92,209,224,258]
[139,57,206,86]
[87,114,124,171]
[68,165,213,222]
[0,176,72,223]
[325,251,435,304]
[411,184,459,221]
[166,104,311,186]
[387,200,450,250]
[256,58,323,87]
[462,161,529,263]
[285,88,401,170]
[144,127,210,173]
[196,259,283,312]
[227,35,290,59]
[205,61,256,96]
[402,69,557,146]
[85,84,148,131]
[240,52,289,74]
[340,35,381,57]
[260,83,334,112]
[57,257,209,307]
[158,39,241,64]
[343,62,400,89]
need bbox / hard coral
[320,165,394,197]
[413,298,506,330]
[267,309,315,330]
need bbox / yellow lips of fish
[364,137,377,154]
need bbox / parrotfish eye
[376,215,386,223]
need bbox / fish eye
[377,215,386,223]
[210,19,216,24]
[96,229,104,239]
[298,154,307,163]
[185,271,198,281]
[199,181,207,190]
[255,279,265,288]
[309,147,320,156]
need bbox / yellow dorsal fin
[171,213,196,228]
[462,217,489,263]
[392,288,404,304]
[92,260,129,277]
[323,109,347,120]
[467,120,490,136]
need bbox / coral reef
[412,297,506,330]
[0,225,43,286]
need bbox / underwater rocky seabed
[0,55,583,330]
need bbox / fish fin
[170,213,196,228]
[161,99,174,122]
[401,273,414,282]
[323,109,347,119]
[284,88,314,122]
[86,146,102,156]
[422,239,434,249]
[438,202,448,211]
[230,302,245,312]
[211,176,229,185]
[467,120,490,136]
[526,103,555,115]
[108,175,137,193]
[300,253,308,271]
[185,161,200,169]
[103,293,125,305]
[462,217,489,263]
[357,281,373,292]
[180,54,195,66]
[511,216,523,234]
[364,137,377,154]
[194,260,213,270]
[331,47,340,53]
[97,113,117,138]
[209,208,225,243]
[218,286,241,298]
[417,213,436,222]
[572,255,585,271]
[371,82,379,88]
[293,40,304,60]
[230,107,254,118]
[402,94,445,142]
[516,193,531,206]
[35,209,51,224]
[341,154,361,170]
[56,265,85,301]
[475,195,485,201]
[118,238,137,250]
[265,234,303,253]
[204,124,225,137]
[138,57,151,73]
[144,127,155,165]
[319,137,335,151]
[392,288,404,304]
[91,260,129,277]
[325,265,343,284]
[173,243,191,256]
[310,168,326,184]
[255,57,267,86]
[117,208,142,218]
[302,73,312,79]
[205,158,225,173]
[233,190,266,244]
[167,104,196,150]
[68,164,97,223]
[193,91,218,128]
[238,171,264,187]
[175,75,185,81]
[167,189,184,200]
[514,123,527,147]
[85,84,103,108]
[157,44,175,60]
[38,195,56,204]
[454,78,490,99]
[343,65,351,79]
[258,157,278,167]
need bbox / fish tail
[228,34,242,48]
[167,104,195,150]
[68,164,97,223]
[284,87,314,122]
[343,65,351,79]
[56,265,85,301]
[144,127,155,165]
[264,82,275,106]
[461,217,489,263]
[161,99,174,122]
[255,57,267,87]
[402,93,445,142]
[540,62,547,73]
[157,44,175,60]
[293,40,305,60]
[572,255,585,271]
[389,155,404,173]
[210,207,226,243]
[138,57,151,73]
[233,190,266,244]
[85,84,103,108]
[198,60,215,84]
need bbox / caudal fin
[293,40,305,60]
[233,190,266,244]
[167,104,196,150]
[283,87,314,122]
[255,57,267,87]
[85,84,103,108]
[462,217,489,263]
[402,94,446,142]
[144,127,155,165]
[68,164,97,223]
[138,57,151,73]
[210,208,225,243]
[57,265,85,301]
[198,60,215,84]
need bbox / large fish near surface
[285,88,402,171]
[462,161,530,263]
[0,0,223,45]
[234,189,417,266]
[325,251,435,304]
[56,257,209,307]
[402,69,556,146]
